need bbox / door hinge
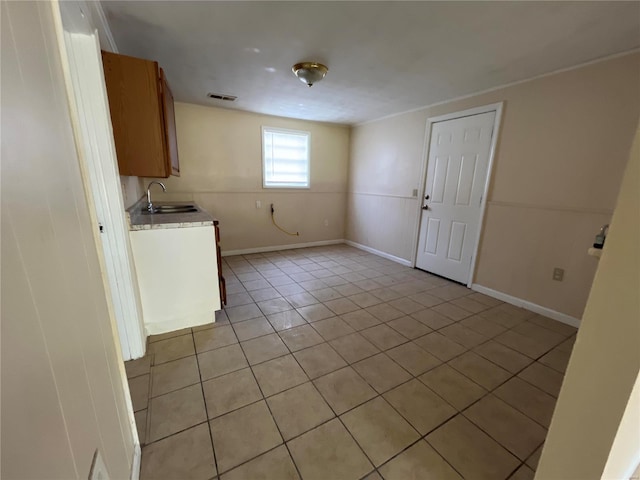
[99,223,104,233]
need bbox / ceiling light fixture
[292,62,328,87]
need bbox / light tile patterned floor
[125,245,577,480]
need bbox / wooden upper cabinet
[101,51,180,178]
[160,68,180,176]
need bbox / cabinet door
[160,69,180,176]
[101,51,167,177]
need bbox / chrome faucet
[146,181,166,212]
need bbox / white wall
[121,174,146,208]
[535,123,640,479]
[348,52,640,319]
[1,2,135,478]
[145,103,350,253]
[602,375,640,480]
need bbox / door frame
[55,1,146,361]
[411,102,504,287]
[53,1,144,477]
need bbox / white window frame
[262,126,311,189]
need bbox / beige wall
[348,53,640,319]
[1,2,134,478]
[121,174,145,208]
[535,123,640,479]
[145,103,350,252]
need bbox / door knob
[425,195,430,200]
[422,205,429,210]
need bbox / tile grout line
[262,321,463,476]
[146,318,560,441]
[229,312,307,480]
[136,245,575,479]
[253,310,386,477]
[141,340,154,447]
[189,329,221,478]
[172,297,566,427]
[147,312,565,443]
[316,348,469,478]
[275,318,454,476]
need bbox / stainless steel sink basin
[157,204,196,210]
[141,205,198,215]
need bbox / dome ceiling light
[292,62,328,87]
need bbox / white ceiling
[102,1,640,125]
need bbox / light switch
[256,200,261,209]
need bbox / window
[262,127,310,188]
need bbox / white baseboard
[471,284,581,328]
[221,239,346,257]
[344,240,413,267]
[130,443,141,480]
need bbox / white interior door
[416,111,496,283]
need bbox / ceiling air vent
[207,92,237,101]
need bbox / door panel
[416,111,495,283]
[455,154,478,206]
[424,218,441,255]
[431,155,448,203]
[447,222,466,261]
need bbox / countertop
[126,198,217,231]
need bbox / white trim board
[471,284,581,328]
[86,1,118,52]
[52,3,143,479]
[222,239,345,257]
[56,13,146,360]
[344,240,413,267]
[222,238,414,267]
[356,49,639,127]
[130,444,141,480]
[223,236,582,328]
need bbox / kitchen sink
[141,205,198,214]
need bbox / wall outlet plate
[553,267,565,281]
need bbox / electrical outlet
[324,219,329,227]
[256,200,261,209]
[553,267,565,281]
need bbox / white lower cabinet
[129,225,220,335]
